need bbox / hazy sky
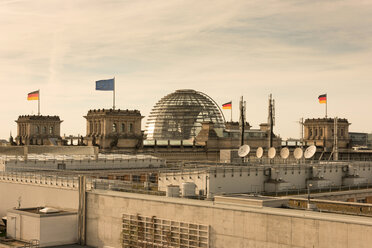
[1,0,372,140]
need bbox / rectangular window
[57,163,66,170]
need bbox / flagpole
[230,101,232,122]
[113,77,115,110]
[38,89,40,115]
[325,93,327,118]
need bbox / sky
[1,0,372,140]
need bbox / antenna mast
[298,117,304,147]
[239,96,246,146]
[333,117,338,161]
[268,94,275,148]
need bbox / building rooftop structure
[6,207,78,247]
[145,89,226,140]
[86,108,141,116]
[15,115,63,146]
[84,108,143,149]
[303,117,350,149]
[17,115,61,121]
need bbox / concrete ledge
[214,195,288,208]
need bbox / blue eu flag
[96,78,115,91]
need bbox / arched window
[112,123,117,132]
[43,126,47,134]
[89,121,93,134]
[320,128,323,137]
[49,126,54,134]
[129,123,133,133]
[36,126,40,134]
[121,123,125,132]
[98,122,101,134]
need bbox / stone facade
[304,118,350,149]
[15,115,63,146]
[84,109,143,149]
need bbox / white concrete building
[158,162,372,197]
[7,207,78,247]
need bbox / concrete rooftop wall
[86,190,372,248]
[3,157,164,171]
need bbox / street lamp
[307,183,312,204]
[307,183,315,210]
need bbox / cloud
[0,0,372,139]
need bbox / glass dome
[145,89,226,140]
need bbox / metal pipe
[78,176,86,245]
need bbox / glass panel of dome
[145,89,225,140]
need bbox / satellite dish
[238,145,250,157]
[294,148,303,159]
[304,145,317,159]
[268,147,276,159]
[256,147,263,158]
[280,147,290,159]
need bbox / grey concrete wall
[0,181,78,217]
[40,214,78,247]
[208,168,266,195]
[27,146,98,155]
[144,150,220,161]
[86,190,372,248]
[0,146,98,156]
[0,146,25,155]
[3,157,164,171]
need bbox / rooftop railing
[0,171,93,190]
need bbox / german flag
[318,94,327,104]
[27,90,39,101]
[222,101,232,109]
